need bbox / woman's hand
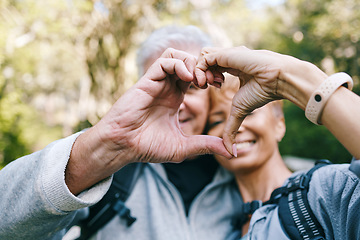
[195,46,327,155]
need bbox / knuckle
[161,47,175,57]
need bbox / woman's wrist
[278,58,328,110]
[321,87,360,159]
[305,72,353,125]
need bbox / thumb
[222,84,258,156]
[184,135,233,159]
[223,82,273,156]
[223,114,245,157]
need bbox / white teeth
[236,141,255,150]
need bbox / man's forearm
[65,125,131,195]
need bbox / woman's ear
[275,116,286,142]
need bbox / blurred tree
[0,0,92,166]
[254,0,360,163]
[1,0,247,168]
[1,0,358,167]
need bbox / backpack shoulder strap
[230,160,331,239]
[277,159,332,240]
[76,162,144,240]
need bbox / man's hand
[66,48,230,195]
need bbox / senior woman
[197,47,360,240]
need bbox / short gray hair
[137,25,212,76]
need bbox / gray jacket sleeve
[0,132,112,240]
[308,163,360,240]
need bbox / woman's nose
[179,102,186,111]
[237,114,252,132]
[179,93,190,111]
[237,122,246,133]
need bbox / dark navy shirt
[163,155,219,215]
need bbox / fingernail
[213,82,221,88]
[232,144,237,158]
[214,77,224,83]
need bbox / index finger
[161,48,197,76]
[145,58,194,82]
[195,47,221,87]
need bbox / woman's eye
[208,120,224,129]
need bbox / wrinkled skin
[66,48,231,194]
[195,46,326,155]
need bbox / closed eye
[208,120,224,129]
[208,110,227,130]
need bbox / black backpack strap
[229,160,331,239]
[277,159,331,240]
[76,162,144,240]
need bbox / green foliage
[1,0,359,167]
[252,0,360,163]
[279,101,352,163]
[0,0,90,167]
[0,90,62,166]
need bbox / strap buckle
[286,174,310,192]
[243,200,262,215]
[113,200,136,226]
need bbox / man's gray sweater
[0,132,242,240]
